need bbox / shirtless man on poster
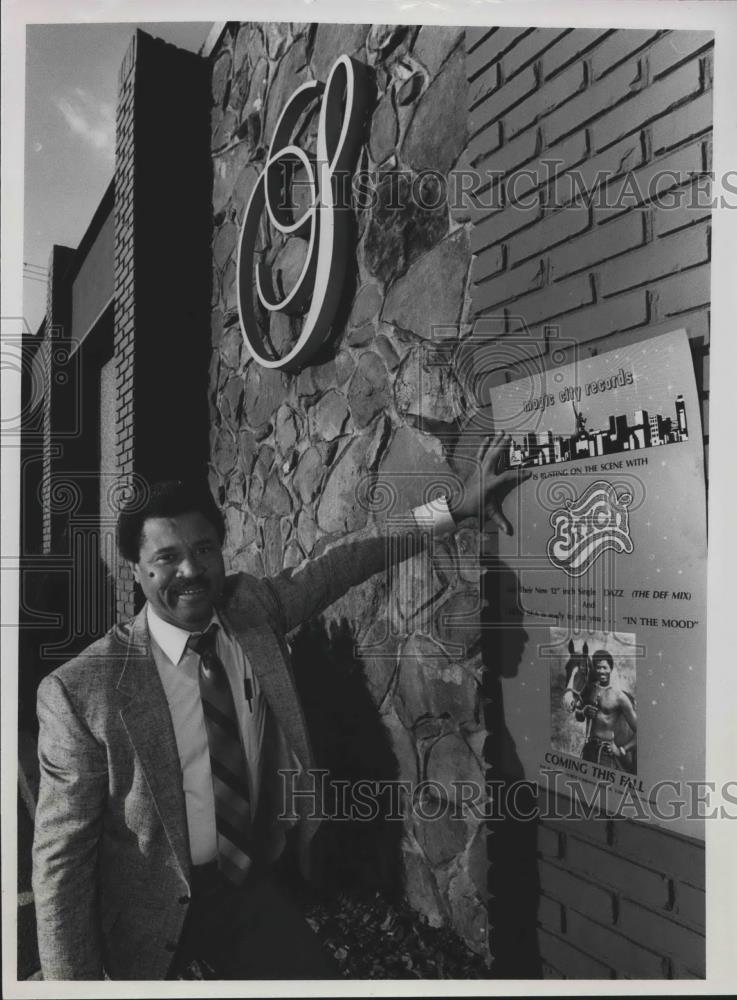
[579,651,637,773]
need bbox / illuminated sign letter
[236,55,370,372]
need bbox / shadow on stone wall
[482,562,542,979]
[289,616,405,898]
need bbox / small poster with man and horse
[486,329,707,839]
[549,628,637,778]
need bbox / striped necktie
[188,624,253,884]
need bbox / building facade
[21,21,711,978]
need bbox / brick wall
[112,31,211,619]
[536,802,705,978]
[113,33,138,618]
[464,26,710,979]
[41,245,76,554]
[464,25,711,444]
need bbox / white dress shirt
[146,497,455,866]
[147,605,265,865]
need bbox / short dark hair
[117,479,225,563]
[592,649,614,670]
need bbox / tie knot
[187,623,219,658]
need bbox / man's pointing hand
[449,431,532,536]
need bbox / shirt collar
[146,604,224,666]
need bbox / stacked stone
[209,22,490,956]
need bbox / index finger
[476,431,504,466]
[483,431,512,473]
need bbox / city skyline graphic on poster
[491,347,690,468]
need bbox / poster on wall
[489,329,707,839]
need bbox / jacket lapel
[224,615,313,773]
[115,608,191,884]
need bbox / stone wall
[208,22,491,956]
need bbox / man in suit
[32,433,525,980]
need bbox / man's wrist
[411,494,456,537]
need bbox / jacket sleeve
[32,674,108,980]
[259,518,435,636]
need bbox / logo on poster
[547,481,633,577]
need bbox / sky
[23,21,212,333]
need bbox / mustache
[171,578,209,594]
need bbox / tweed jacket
[32,527,415,980]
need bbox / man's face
[132,511,225,631]
[594,659,612,686]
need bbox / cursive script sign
[236,55,370,372]
[546,480,634,577]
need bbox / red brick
[618,899,705,973]
[549,210,644,281]
[651,91,712,153]
[648,30,713,80]
[539,860,616,922]
[465,26,495,54]
[493,272,594,325]
[590,30,660,80]
[468,61,500,113]
[472,258,544,312]
[471,122,539,175]
[470,199,542,251]
[470,65,537,133]
[545,58,644,146]
[591,60,702,152]
[600,221,708,296]
[653,263,711,317]
[467,27,533,80]
[538,129,590,179]
[538,789,611,838]
[537,893,564,932]
[504,131,589,207]
[538,927,613,978]
[565,910,669,978]
[612,821,705,886]
[506,62,586,141]
[470,244,504,285]
[672,963,705,979]
[653,192,711,236]
[566,836,670,907]
[545,133,645,210]
[502,28,569,80]
[508,204,590,265]
[676,880,705,929]
[596,141,704,219]
[588,308,709,356]
[467,315,507,339]
[520,289,644,347]
[467,120,503,167]
[542,29,610,80]
[537,823,562,859]
[540,959,565,978]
